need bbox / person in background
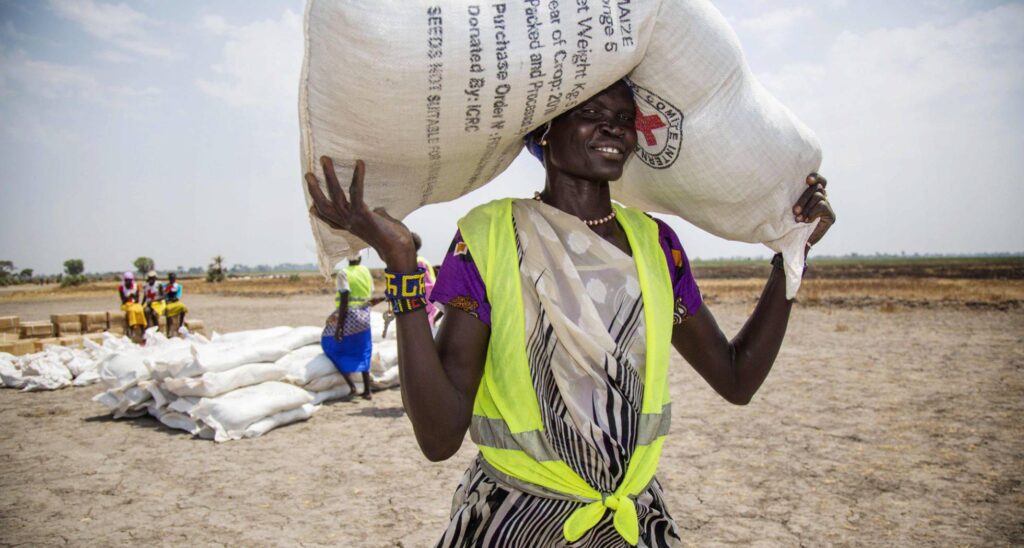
[161,272,188,337]
[412,233,440,328]
[142,270,165,329]
[118,272,146,339]
[321,254,378,400]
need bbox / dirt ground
[0,293,1021,546]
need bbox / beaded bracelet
[383,268,428,316]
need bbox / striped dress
[431,201,702,547]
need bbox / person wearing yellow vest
[305,80,835,546]
[321,254,377,400]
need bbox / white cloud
[736,7,813,46]
[49,0,176,60]
[195,10,303,113]
[0,48,161,104]
[95,49,135,64]
[757,3,1024,253]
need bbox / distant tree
[207,255,225,283]
[0,260,13,275]
[19,268,33,281]
[133,256,155,275]
[63,259,84,276]
[61,259,86,287]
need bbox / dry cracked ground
[1,294,1021,546]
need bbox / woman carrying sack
[305,80,834,546]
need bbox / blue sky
[1,0,1022,274]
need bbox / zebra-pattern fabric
[437,201,681,547]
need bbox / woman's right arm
[306,157,488,461]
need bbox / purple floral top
[430,218,702,326]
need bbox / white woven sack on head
[300,0,822,297]
[613,0,821,296]
[300,0,658,272]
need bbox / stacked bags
[300,0,821,296]
[91,318,401,442]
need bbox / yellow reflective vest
[458,198,673,545]
[336,264,373,308]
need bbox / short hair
[411,233,422,252]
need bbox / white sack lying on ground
[301,0,820,297]
[243,403,320,439]
[190,381,315,443]
[210,326,293,343]
[281,346,339,385]
[176,326,322,378]
[163,362,291,398]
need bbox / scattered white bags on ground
[3,321,402,442]
[85,318,401,442]
[0,333,129,391]
[301,0,821,296]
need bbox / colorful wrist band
[384,268,426,299]
[384,268,427,316]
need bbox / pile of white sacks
[0,338,111,391]
[1,314,400,442]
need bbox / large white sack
[93,385,152,418]
[242,403,320,440]
[301,0,657,269]
[0,360,24,389]
[611,0,820,295]
[283,351,338,386]
[18,352,73,391]
[310,384,355,405]
[304,372,347,393]
[190,381,314,442]
[97,350,151,389]
[168,396,201,415]
[176,327,322,378]
[156,411,202,435]
[371,365,401,391]
[371,341,399,376]
[210,326,293,343]
[301,0,820,296]
[164,362,291,398]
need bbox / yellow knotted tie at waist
[563,491,640,546]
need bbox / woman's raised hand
[793,173,835,247]
[305,157,417,270]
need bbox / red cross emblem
[635,107,666,146]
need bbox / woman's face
[543,82,638,182]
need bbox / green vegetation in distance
[691,253,1024,268]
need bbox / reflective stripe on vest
[458,198,673,545]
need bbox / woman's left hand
[793,173,835,246]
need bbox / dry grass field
[0,258,1021,546]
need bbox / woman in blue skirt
[321,254,378,400]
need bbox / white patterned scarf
[512,199,648,493]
